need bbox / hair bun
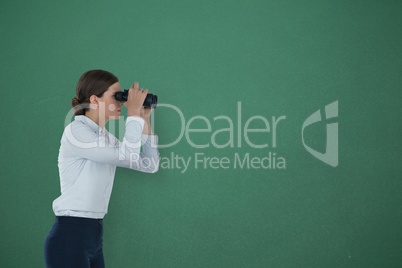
[71,96,86,115]
[71,96,81,107]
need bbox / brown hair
[71,70,118,115]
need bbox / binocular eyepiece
[115,89,158,109]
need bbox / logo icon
[302,101,338,167]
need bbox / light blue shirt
[52,115,159,219]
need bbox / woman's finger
[131,82,139,90]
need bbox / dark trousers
[44,216,105,268]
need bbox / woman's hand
[124,82,148,117]
[140,107,152,120]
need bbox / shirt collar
[74,115,106,135]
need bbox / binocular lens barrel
[115,89,158,109]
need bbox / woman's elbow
[150,166,159,173]
[143,157,159,173]
[149,161,160,173]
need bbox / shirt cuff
[126,116,145,126]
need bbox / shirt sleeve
[136,134,160,173]
[62,116,159,173]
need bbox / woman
[44,70,159,267]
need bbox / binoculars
[115,89,158,109]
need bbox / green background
[1,0,401,267]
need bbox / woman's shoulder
[61,119,99,145]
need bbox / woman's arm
[62,116,159,173]
[141,107,154,135]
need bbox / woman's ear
[89,95,98,109]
